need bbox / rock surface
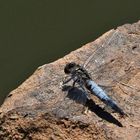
[0,21,140,140]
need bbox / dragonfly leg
[80,87,91,115]
[80,86,91,115]
[72,79,77,88]
[63,76,73,84]
[59,76,73,88]
[83,106,91,115]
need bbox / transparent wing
[83,29,125,85]
[83,30,120,69]
[82,28,139,97]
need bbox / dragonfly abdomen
[85,80,109,101]
[85,80,125,115]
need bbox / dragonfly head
[64,62,77,74]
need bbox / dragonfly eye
[68,62,76,67]
[64,62,76,74]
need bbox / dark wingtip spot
[132,46,137,50]
[110,59,115,63]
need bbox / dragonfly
[61,30,126,116]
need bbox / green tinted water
[0,0,140,105]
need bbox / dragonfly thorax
[64,62,91,81]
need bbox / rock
[0,21,140,140]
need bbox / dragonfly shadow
[85,99,123,127]
[62,85,123,127]
[62,85,88,105]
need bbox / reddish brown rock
[0,21,140,140]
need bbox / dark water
[0,0,140,105]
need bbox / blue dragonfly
[62,30,126,116]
